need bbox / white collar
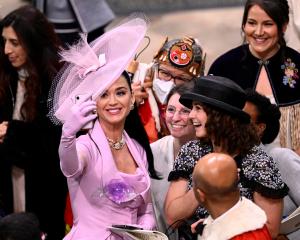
[200,197,267,240]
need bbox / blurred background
[0,0,245,73]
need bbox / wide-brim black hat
[180,75,250,123]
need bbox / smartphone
[132,63,150,85]
[74,94,94,130]
[112,225,143,230]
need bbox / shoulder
[242,145,276,173]
[150,135,173,151]
[174,140,212,170]
[210,45,245,65]
[242,145,289,197]
[268,147,299,163]
[232,225,271,240]
[244,145,272,162]
[179,140,211,155]
[285,46,300,58]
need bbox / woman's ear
[282,22,288,33]
[256,122,266,139]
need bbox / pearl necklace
[107,135,125,150]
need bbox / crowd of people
[0,0,299,240]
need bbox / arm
[59,132,88,177]
[59,98,97,177]
[254,191,283,239]
[270,147,300,207]
[164,140,207,227]
[164,178,199,227]
[137,192,156,230]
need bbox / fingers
[143,80,152,89]
[0,122,8,139]
[2,121,8,126]
[191,219,205,233]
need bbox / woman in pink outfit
[49,16,159,239]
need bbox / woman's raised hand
[63,96,97,137]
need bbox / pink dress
[61,121,156,240]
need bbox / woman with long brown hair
[0,6,67,240]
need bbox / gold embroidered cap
[153,36,206,77]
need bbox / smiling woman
[2,27,27,68]
[150,83,196,239]
[164,75,289,239]
[0,5,67,240]
[49,15,160,240]
[96,75,135,129]
[208,0,300,156]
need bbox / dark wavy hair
[0,212,41,240]
[202,104,259,156]
[122,71,160,179]
[241,0,289,47]
[0,5,61,121]
[245,89,281,144]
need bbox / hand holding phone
[74,94,95,130]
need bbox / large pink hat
[48,15,148,124]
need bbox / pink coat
[61,121,156,240]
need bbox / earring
[130,104,134,110]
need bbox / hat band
[195,84,245,110]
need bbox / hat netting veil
[48,14,148,125]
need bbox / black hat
[180,75,250,123]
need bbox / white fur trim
[199,197,267,240]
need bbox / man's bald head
[193,153,239,203]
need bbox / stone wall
[107,0,244,15]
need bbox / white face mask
[152,78,175,104]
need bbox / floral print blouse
[168,140,289,218]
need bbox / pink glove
[59,97,97,177]
[62,97,97,137]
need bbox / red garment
[231,225,272,240]
[64,193,73,233]
[138,99,159,143]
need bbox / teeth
[254,38,266,43]
[108,109,120,114]
[171,124,184,129]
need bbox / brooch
[281,58,299,88]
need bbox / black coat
[0,76,68,240]
[208,44,300,107]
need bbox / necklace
[107,135,125,150]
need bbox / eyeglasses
[166,105,191,117]
[158,68,193,84]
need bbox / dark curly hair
[0,5,61,121]
[245,89,281,144]
[202,104,259,156]
[241,0,289,47]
